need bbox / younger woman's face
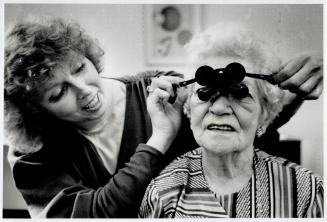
[39,51,109,131]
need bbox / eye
[195,88,201,95]
[195,87,216,102]
[48,84,68,102]
[74,62,86,74]
[229,83,253,100]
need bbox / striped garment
[139,148,323,218]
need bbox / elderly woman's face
[190,59,265,155]
[39,51,108,130]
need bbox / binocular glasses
[169,62,275,103]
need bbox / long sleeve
[305,177,324,218]
[10,144,164,218]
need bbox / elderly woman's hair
[184,21,285,125]
[4,16,104,153]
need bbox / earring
[256,127,264,137]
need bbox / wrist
[146,133,174,154]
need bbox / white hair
[184,21,285,125]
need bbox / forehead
[197,56,255,73]
[56,51,84,67]
[38,52,84,87]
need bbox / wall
[3,4,323,210]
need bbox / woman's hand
[146,76,187,154]
[272,51,323,100]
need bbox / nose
[70,77,92,100]
[208,93,233,116]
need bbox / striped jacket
[139,148,323,218]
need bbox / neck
[202,146,253,194]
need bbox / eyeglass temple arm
[245,73,276,84]
[168,79,196,104]
[176,73,276,88]
[177,78,197,87]
[168,72,276,104]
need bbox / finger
[151,77,179,96]
[278,62,316,90]
[151,88,171,105]
[304,80,323,100]
[173,87,188,110]
[157,75,184,84]
[289,71,322,96]
[272,55,309,84]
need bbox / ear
[258,107,270,134]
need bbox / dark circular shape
[197,87,216,101]
[177,29,192,45]
[223,62,246,83]
[195,65,215,86]
[160,6,181,31]
[229,83,249,99]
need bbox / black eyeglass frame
[168,62,276,103]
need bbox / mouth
[206,124,235,132]
[82,93,101,112]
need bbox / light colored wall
[4,4,323,210]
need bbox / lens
[229,83,249,99]
[198,87,216,101]
[195,66,215,86]
[223,62,246,83]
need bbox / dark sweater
[8,71,197,218]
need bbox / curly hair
[184,21,285,126]
[4,16,105,153]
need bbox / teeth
[207,124,234,131]
[84,94,99,110]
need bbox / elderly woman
[139,22,323,218]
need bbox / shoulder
[255,149,323,186]
[150,148,202,192]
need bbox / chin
[197,135,239,155]
[203,143,236,155]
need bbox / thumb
[173,87,188,110]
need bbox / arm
[10,70,186,218]
[11,144,165,218]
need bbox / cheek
[87,64,101,83]
[43,95,78,119]
[190,115,205,148]
[48,105,75,120]
[50,103,76,117]
[89,74,103,92]
[190,101,208,132]
[233,102,262,132]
